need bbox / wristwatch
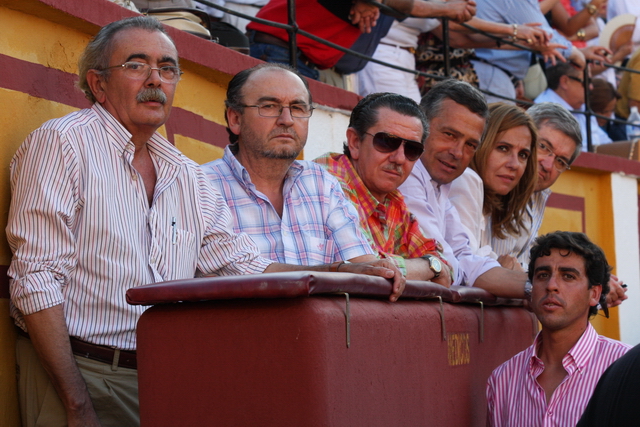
[423,255,443,279]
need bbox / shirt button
[131,175,137,181]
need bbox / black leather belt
[16,327,137,369]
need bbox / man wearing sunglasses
[7,20,404,427]
[315,92,452,285]
[534,62,613,149]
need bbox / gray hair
[77,16,172,103]
[420,79,489,136]
[527,102,582,164]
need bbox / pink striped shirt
[486,323,630,427]
[7,104,272,350]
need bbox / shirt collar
[91,102,183,167]
[222,145,304,190]
[529,323,598,374]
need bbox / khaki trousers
[16,335,139,427]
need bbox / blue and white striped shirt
[202,147,374,265]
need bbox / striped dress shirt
[7,104,272,350]
[202,147,374,265]
[487,323,630,427]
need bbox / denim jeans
[249,40,320,80]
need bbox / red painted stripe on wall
[2,53,90,108]
[546,193,586,232]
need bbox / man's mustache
[137,88,167,104]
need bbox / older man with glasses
[315,92,452,285]
[201,63,405,296]
[8,19,406,427]
[492,102,627,307]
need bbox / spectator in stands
[7,17,405,427]
[448,103,538,265]
[471,0,586,104]
[246,0,475,87]
[360,15,552,102]
[487,231,631,426]
[615,46,640,121]
[491,102,627,307]
[590,77,626,141]
[201,63,392,276]
[535,61,613,148]
[607,0,640,52]
[397,79,531,297]
[315,93,452,285]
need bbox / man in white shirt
[535,62,613,150]
[399,79,528,298]
[8,17,403,427]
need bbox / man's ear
[227,107,242,138]
[559,75,571,91]
[346,127,362,160]
[86,70,107,104]
[589,284,603,309]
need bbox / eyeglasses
[241,103,314,118]
[365,132,424,161]
[538,141,571,172]
[567,75,584,85]
[102,61,183,84]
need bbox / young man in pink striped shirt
[486,231,630,426]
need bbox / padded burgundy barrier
[130,273,535,427]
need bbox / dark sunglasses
[364,132,424,161]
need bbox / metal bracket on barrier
[337,292,351,348]
[437,296,446,341]
[477,301,484,343]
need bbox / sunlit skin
[87,28,178,146]
[482,125,532,195]
[227,67,310,163]
[535,125,577,192]
[347,107,424,202]
[531,249,600,334]
[420,99,485,186]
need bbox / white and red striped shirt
[7,103,272,350]
[486,323,630,427]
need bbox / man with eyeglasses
[202,63,406,279]
[492,102,627,307]
[315,92,452,285]
[7,19,405,427]
[535,62,613,149]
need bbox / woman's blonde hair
[470,103,538,239]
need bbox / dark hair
[470,103,538,239]
[545,62,580,91]
[589,78,621,114]
[225,62,312,152]
[528,231,611,317]
[344,92,427,158]
[420,78,489,136]
[78,16,171,103]
[527,102,582,164]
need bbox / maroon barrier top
[125,272,524,307]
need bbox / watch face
[430,256,442,273]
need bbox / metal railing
[195,0,639,153]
